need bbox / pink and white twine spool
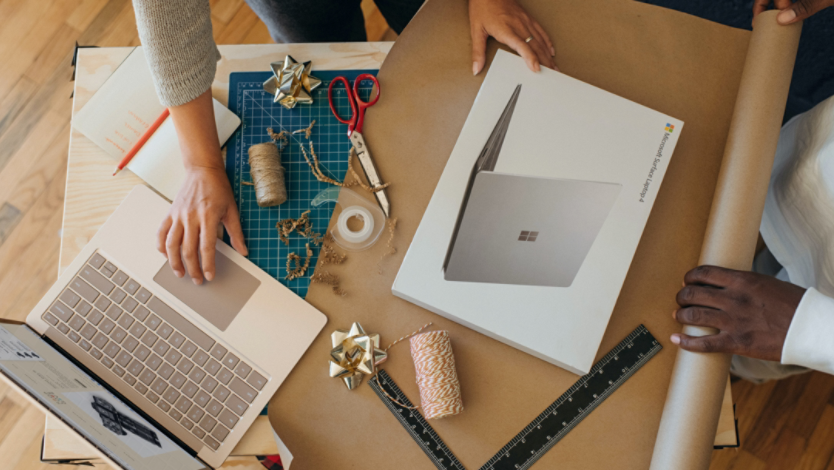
[409,330,464,419]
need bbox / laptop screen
[0,324,206,470]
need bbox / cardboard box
[393,51,683,374]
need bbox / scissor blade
[349,132,391,217]
[374,188,391,219]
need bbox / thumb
[223,206,248,257]
[471,28,488,76]
[777,0,832,24]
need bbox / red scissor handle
[328,76,356,130]
[327,74,381,135]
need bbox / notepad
[73,47,241,200]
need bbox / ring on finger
[525,35,534,43]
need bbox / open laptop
[443,85,622,287]
[0,185,326,469]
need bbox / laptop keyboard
[42,252,268,452]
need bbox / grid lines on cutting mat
[227,70,377,298]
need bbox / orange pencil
[113,108,170,176]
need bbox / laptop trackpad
[153,251,261,332]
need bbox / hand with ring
[469,0,558,75]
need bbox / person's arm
[671,265,834,375]
[669,265,808,362]
[156,90,247,285]
[132,0,220,106]
[133,0,246,284]
[753,0,834,24]
[468,0,557,75]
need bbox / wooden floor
[0,0,830,469]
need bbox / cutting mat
[225,70,377,298]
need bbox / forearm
[133,0,220,107]
[159,88,245,283]
[168,89,223,171]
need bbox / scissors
[328,73,391,217]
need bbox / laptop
[443,85,622,287]
[0,185,326,469]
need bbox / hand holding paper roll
[754,0,834,24]
[650,11,802,470]
[671,265,806,360]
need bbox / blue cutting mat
[226,70,377,298]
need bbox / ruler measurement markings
[506,339,661,470]
[481,328,661,470]
[371,326,660,470]
[371,370,466,470]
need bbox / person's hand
[157,166,247,284]
[157,88,247,285]
[754,0,834,24]
[671,265,806,361]
[469,0,557,75]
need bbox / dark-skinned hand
[753,0,834,24]
[671,265,806,362]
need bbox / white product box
[393,51,683,374]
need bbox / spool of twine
[410,330,464,419]
[248,141,287,207]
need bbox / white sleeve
[782,287,834,374]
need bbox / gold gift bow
[328,322,387,390]
[328,322,432,392]
[263,55,322,109]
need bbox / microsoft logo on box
[665,123,675,133]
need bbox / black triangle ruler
[370,324,662,470]
[371,369,466,469]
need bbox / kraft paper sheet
[268,0,797,468]
[650,12,802,470]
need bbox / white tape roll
[337,206,375,244]
[312,187,386,251]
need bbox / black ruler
[479,324,662,470]
[371,369,466,470]
[371,325,662,470]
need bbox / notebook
[73,47,241,201]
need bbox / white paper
[73,47,241,201]
[73,48,163,160]
[126,99,241,200]
[273,429,294,469]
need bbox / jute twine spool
[410,330,464,419]
[248,141,287,207]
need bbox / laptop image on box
[0,185,326,469]
[443,85,622,287]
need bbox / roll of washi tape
[409,330,464,420]
[337,206,374,244]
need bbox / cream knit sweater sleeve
[132,0,221,107]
